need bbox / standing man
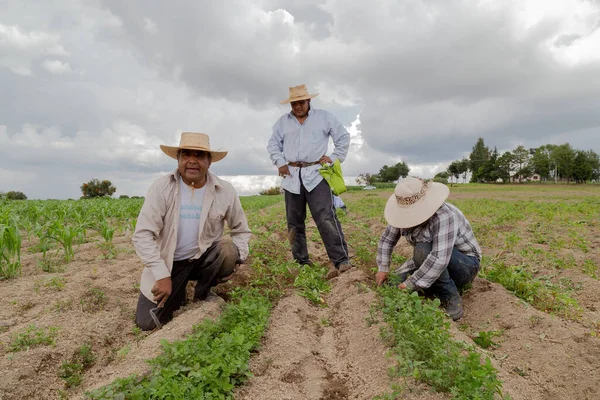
[267,84,352,279]
[133,132,251,330]
[375,178,482,320]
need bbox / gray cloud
[1,0,600,199]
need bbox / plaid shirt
[376,202,481,291]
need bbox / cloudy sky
[1,0,600,199]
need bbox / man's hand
[319,155,333,164]
[152,277,172,308]
[278,165,291,177]
[375,271,389,286]
[397,282,407,290]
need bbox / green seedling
[8,324,59,352]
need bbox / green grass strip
[377,283,505,400]
[86,289,271,400]
[481,261,582,319]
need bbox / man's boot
[444,295,464,321]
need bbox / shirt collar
[287,108,315,119]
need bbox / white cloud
[42,59,72,74]
[0,23,69,76]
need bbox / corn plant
[47,220,83,263]
[0,218,22,279]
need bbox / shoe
[338,262,353,274]
[443,295,464,321]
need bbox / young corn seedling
[0,219,22,279]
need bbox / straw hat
[384,178,450,228]
[160,132,227,162]
[280,84,319,104]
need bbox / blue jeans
[397,242,480,301]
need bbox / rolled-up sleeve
[226,189,252,261]
[404,212,457,290]
[132,182,171,281]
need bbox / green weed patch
[293,264,331,305]
[377,286,505,399]
[8,324,58,352]
[87,290,270,400]
[482,261,582,318]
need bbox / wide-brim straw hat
[280,84,319,104]
[384,177,450,228]
[160,132,227,162]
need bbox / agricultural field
[0,184,599,400]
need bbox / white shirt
[173,177,207,261]
[267,108,350,194]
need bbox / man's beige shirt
[132,169,251,302]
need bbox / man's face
[291,99,309,119]
[178,149,211,186]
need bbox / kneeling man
[133,132,251,330]
[375,178,481,320]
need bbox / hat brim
[384,182,450,228]
[280,93,319,104]
[159,145,227,162]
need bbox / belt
[287,161,321,168]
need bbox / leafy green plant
[482,261,582,319]
[80,287,107,313]
[8,324,59,352]
[378,287,505,399]
[473,330,502,349]
[59,344,95,388]
[87,290,271,399]
[293,264,331,305]
[45,276,67,291]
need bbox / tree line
[356,161,410,185]
[441,138,600,184]
[356,138,599,186]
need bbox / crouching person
[133,132,251,330]
[375,178,481,320]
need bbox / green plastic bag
[319,159,347,196]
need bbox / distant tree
[356,173,375,186]
[551,143,576,182]
[572,150,594,183]
[480,147,499,182]
[81,179,116,198]
[119,195,130,199]
[458,158,470,183]
[6,191,27,200]
[469,137,490,182]
[587,150,600,181]
[259,186,282,195]
[511,145,531,183]
[375,162,410,182]
[530,145,555,181]
[447,161,461,185]
[496,152,513,183]
[433,171,449,184]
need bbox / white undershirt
[173,177,206,261]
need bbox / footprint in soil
[321,378,349,400]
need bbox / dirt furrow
[237,269,446,400]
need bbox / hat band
[395,180,429,205]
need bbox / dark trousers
[284,178,349,267]
[397,242,480,301]
[135,239,238,331]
